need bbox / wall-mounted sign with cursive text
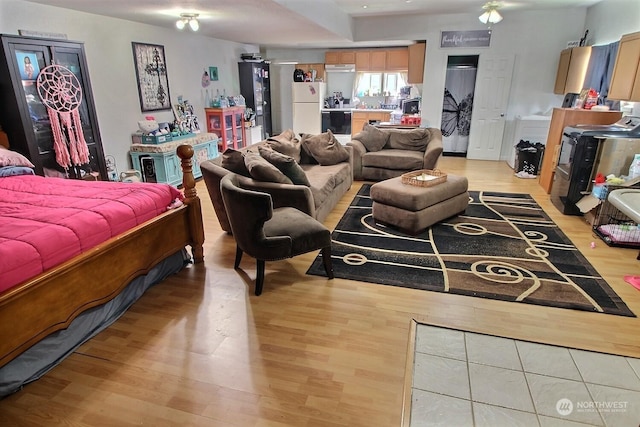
[440,30,492,48]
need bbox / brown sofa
[347,124,443,181]
[200,131,353,233]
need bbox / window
[355,72,406,97]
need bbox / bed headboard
[0,130,9,149]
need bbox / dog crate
[592,184,640,249]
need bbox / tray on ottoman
[401,169,447,187]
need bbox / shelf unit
[0,34,107,180]
[205,107,246,152]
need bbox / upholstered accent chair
[220,174,334,296]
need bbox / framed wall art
[132,42,172,112]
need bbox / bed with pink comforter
[0,175,182,292]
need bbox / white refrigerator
[292,82,326,135]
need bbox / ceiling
[24,0,603,48]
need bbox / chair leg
[321,246,334,279]
[255,259,265,296]
[234,245,243,269]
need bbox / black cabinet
[0,34,107,180]
[238,61,272,139]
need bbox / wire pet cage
[593,184,640,249]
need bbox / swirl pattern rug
[307,186,634,317]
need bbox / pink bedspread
[0,176,182,293]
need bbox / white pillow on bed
[0,146,35,168]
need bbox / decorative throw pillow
[266,129,302,163]
[221,148,250,176]
[352,123,389,152]
[0,146,35,168]
[298,133,318,165]
[244,151,293,184]
[301,130,349,166]
[258,145,310,186]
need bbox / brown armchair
[220,174,334,296]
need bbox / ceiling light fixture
[479,2,503,26]
[176,13,199,31]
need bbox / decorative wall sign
[440,30,492,48]
[132,42,172,112]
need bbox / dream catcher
[441,88,474,137]
[36,64,89,169]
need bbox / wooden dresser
[538,108,622,193]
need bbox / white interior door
[466,55,515,160]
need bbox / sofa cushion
[302,163,351,209]
[221,148,251,177]
[244,151,293,184]
[266,129,302,163]
[362,149,424,170]
[258,145,310,186]
[353,123,389,152]
[301,130,350,166]
[386,128,431,151]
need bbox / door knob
[500,113,505,117]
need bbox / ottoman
[370,174,469,234]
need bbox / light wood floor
[1,157,639,426]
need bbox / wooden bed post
[177,144,205,263]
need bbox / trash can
[515,140,545,175]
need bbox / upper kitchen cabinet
[407,42,426,84]
[386,48,409,71]
[354,48,409,72]
[553,46,591,94]
[325,50,355,65]
[0,34,107,180]
[608,31,640,102]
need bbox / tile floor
[409,324,640,427]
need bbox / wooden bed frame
[0,141,205,368]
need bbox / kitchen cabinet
[355,51,370,71]
[386,48,409,71]
[325,50,355,65]
[553,46,591,95]
[238,61,272,138]
[538,108,622,193]
[608,31,640,101]
[354,48,409,72]
[0,34,107,180]
[296,63,325,81]
[408,42,426,84]
[205,107,246,152]
[351,111,391,137]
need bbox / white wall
[0,0,258,172]
[585,0,640,45]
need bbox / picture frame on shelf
[132,42,172,112]
[15,51,40,81]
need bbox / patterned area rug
[307,186,634,317]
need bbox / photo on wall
[15,51,40,81]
